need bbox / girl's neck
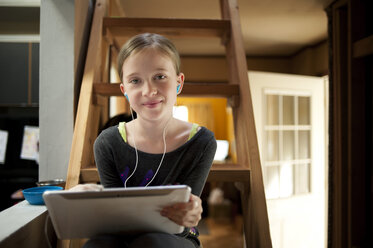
[132,116,175,140]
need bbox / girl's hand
[160,194,202,227]
[68,184,103,192]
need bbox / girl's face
[120,48,184,122]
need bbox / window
[263,91,311,199]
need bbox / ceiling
[0,0,332,56]
[118,0,333,56]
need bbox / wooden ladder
[65,0,272,247]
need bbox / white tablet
[43,185,191,240]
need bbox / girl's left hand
[160,194,202,227]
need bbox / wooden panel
[93,82,240,98]
[353,35,373,58]
[80,163,251,184]
[80,167,100,183]
[348,0,371,246]
[330,2,349,247]
[103,17,230,39]
[0,43,28,105]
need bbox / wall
[181,56,294,82]
[180,42,327,83]
[291,41,328,76]
[177,97,228,140]
[39,0,75,180]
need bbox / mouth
[143,100,162,108]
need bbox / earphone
[124,115,170,188]
[123,90,171,188]
[124,92,129,101]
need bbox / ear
[120,83,125,95]
[176,73,185,95]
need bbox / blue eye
[129,79,140,84]
[154,75,166,80]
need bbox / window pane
[173,106,188,121]
[265,166,279,199]
[294,163,310,194]
[282,96,294,125]
[266,131,279,161]
[299,131,310,159]
[283,131,295,160]
[266,95,279,125]
[298,96,310,125]
[280,162,293,197]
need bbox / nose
[142,81,157,97]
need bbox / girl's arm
[162,135,217,227]
[94,133,123,188]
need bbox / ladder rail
[220,0,272,246]
[65,0,272,247]
[65,0,107,190]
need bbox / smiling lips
[143,100,162,108]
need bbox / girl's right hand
[68,184,103,191]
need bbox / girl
[86,33,217,248]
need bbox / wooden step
[80,163,250,184]
[207,163,251,182]
[93,82,240,98]
[103,17,231,39]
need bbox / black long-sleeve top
[93,122,217,247]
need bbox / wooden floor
[199,216,244,248]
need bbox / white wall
[39,0,74,180]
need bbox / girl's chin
[142,111,173,121]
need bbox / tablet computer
[43,185,191,240]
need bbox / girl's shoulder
[96,124,122,144]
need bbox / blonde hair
[117,33,181,82]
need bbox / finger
[164,201,193,212]
[68,184,103,192]
[162,205,202,227]
[165,211,201,227]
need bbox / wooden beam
[80,167,100,183]
[80,163,251,184]
[103,17,230,39]
[220,0,272,247]
[353,35,373,58]
[104,27,120,54]
[207,163,250,182]
[66,0,107,190]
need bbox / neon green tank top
[118,122,200,143]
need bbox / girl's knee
[129,233,182,248]
[83,234,126,248]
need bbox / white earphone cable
[145,118,170,187]
[124,107,171,188]
[124,107,139,188]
